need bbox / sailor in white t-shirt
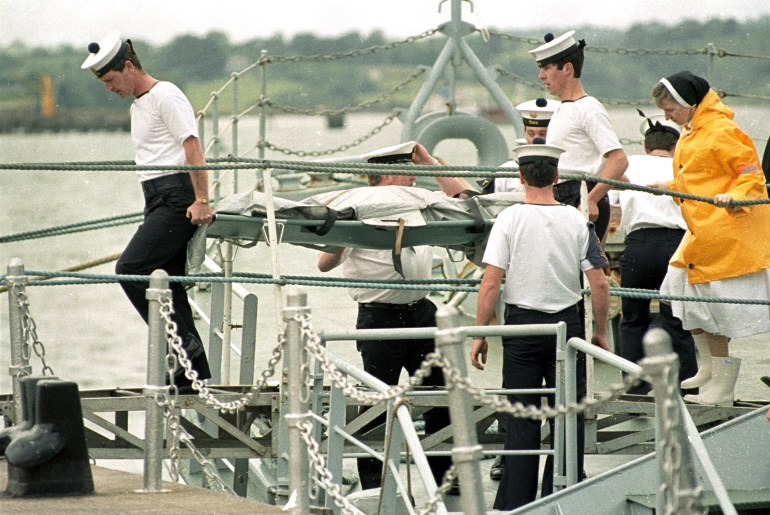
[470,143,610,511]
[480,97,560,194]
[81,32,212,390]
[612,113,697,394]
[528,30,629,240]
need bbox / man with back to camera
[470,143,610,510]
[612,112,698,394]
[316,142,466,493]
[529,30,628,241]
[479,97,560,194]
[81,32,211,390]
[478,95,560,480]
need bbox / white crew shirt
[611,154,687,235]
[341,246,432,304]
[546,96,622,179]
[483,203,606,313]
[131,81,199,182]
[494,160,523,193]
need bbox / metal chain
[11,284,55,376]
[266,29,438,64]
[262,111,401,157]
[154,296,240,493]
[298,417,365,515]
[487,30,707,57]
[158,295,285,413]
[265,69,426,116]
[298,311,645,421]
[417,465,458,515]
[658,362,706,515]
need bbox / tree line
[2,16,769,119]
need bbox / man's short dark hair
[104,41,142,75]
[644,130,678,152]
[519,159,558,187]
[553,47,584,78]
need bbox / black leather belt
[141,173,192,194]
[626,227,686,242]
[358,298,427,311]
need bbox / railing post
[282,288,310,514]
[434,306,485,515]
[6,258,32,424]
[142,269,171,492]
[555,322,580,490]
[641,328,705,515]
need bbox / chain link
[298,418,365,515]
[262,111,401,157]
[265,69,426,116]
[158,295,285,413]
[658,363,706,515]
[155,295,280,494]
[487,30,707,57]
[266,30,438,64]
[11,284,55,376]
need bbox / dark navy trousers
[494,303,587,511]
[619,227,696,394]
[354,298,452,489]
[115,173,210,380]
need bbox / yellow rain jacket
[668,89,770,284]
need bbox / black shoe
[761,376,770,389]
[489,454,504,480]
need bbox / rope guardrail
[0,212,142,244]
[6,269,770,307]
[3,160,765,209]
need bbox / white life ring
[416,113,509,166]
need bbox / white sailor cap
[528,30,585,67]
[639,115,680,138]
[80,31,131,77]
[637,109,680,138]
[515,97,560,127]
[511,143,565,166]
[361,141,417,164]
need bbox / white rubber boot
[683,357,741,406]
[680,333,713,389]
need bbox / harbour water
[1,109,769,399]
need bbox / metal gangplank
[5,261,770,514]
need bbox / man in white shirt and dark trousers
[317,142,466,493]
[470,144,610,510]
[81,33,212,390]
[528,30,628,241]
[614,113,697,394]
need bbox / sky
[2,0,770,49]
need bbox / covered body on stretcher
[188,186,524,268]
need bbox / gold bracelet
[196,197,209,204]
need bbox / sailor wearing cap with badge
[317,142,466,493]
[81,32,212,391]
[528,30,628,241]
[611,111,697,395]
[470,143,609,511]
[480,97,560,194]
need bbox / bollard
[282,287,310,514]
[0,375,53,455]
[6,258,32,424]
[641,328,704,515]
[141,270,172,493]
[435,306,486,515]
[4,377,94,497]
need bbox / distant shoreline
[0,108,130,134]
